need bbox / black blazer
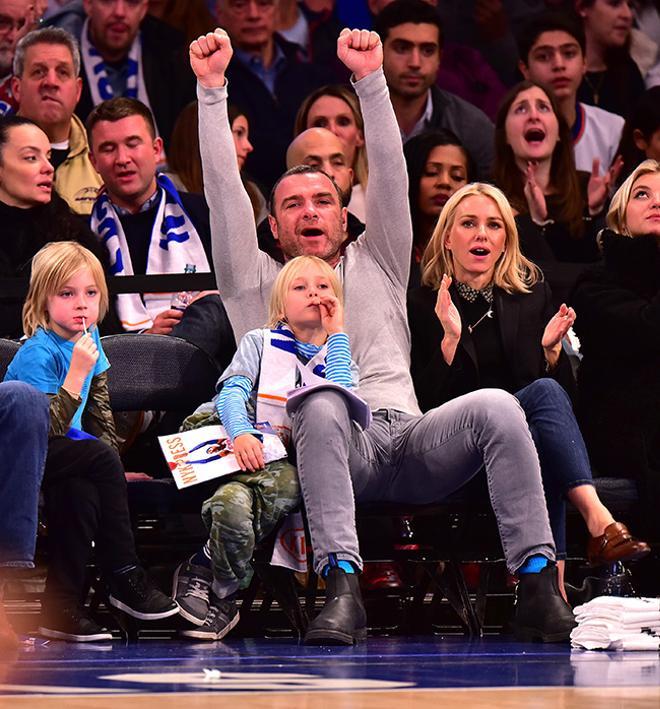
[407,281,576,413]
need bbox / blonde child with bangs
[173,255,358,642]
[4,242,178,643]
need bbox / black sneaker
[39,606,113,643]
[108,566,179,620]
[180,595,239,641]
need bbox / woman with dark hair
[403,129,473,288]
[408,182,649,594]
[616,87,660,185]
[167,101,266,223]
[572,159,660,535]
[576,0,646,117]
[0,116,110,338]
[494,81,617,306]
[295,84,368,221]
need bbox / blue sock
[190,542,212,569]
[321,552,356,578]
[518,554,549,574]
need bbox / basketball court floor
[2,635,659,708]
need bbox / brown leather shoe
[587,522,651,566]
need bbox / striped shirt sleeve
[325,333,354,389]
[216,375,261,442]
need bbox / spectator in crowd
[369,0,507,121]
[374,0,494,180]
[12,27,102,214]
[408,182,650,594]
[166,100,266,223]
[517,11,624,175]
[191,26,576,644]
[403,128,471,287]
[616,86,660,185]
[0,115,109,339]
[51,0,195,150]
[572,159,660,536]
[0,381,49,649]
[493,81,616,305]
[4,241,179,642]
[275,0,347,79]
[147,0,215,44]
[174,254,354,642]
[576,0,645,117]
[214,0,334,190]
[86,98,234,366]
[0,0,35,114]
[257,125,364,262]
[295,84,367,222]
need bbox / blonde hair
[267,255,343,328]
[607,159,660,236]
[23,242,109,338]
[294,85,369,189]
[421,182,541,294]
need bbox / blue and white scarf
[258,324,326,574]
[81,18,155,125]
[90,173,210,331]
[256,324,327,446]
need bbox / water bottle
[171,263,197,312]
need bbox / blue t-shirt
[4,327,110,432]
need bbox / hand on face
[189,28,233,88]
[318,293,344,335]
[337,28,382,81]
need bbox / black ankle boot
[512,563,576,643]
[304,567,367,645]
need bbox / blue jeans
[0,382,49,568]
[515,379,594,559]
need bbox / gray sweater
[198,67,420,416]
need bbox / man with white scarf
[87,97,235,365]
[58,0,194,150]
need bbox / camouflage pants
[201,458,300,598]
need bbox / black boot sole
[513,625,574,643]
[303,625,367,645]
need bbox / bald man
[286,127,353,206]
[257,126,365,263]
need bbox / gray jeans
[290,388,555,575]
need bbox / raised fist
[337,28,383,81]
[190,28,234,89]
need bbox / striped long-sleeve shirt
[216,331,355,441]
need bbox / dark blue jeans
[0,382,49,568]
[515,378,594,558]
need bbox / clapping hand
[189,28,233,88]
[337,28,382,81]
[542,303,576,369]
[588,156,624,216]
[435,275,462,365]
[523,161,548,224]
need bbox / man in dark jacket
[216,0,334,191]
[375,0,494,180]
[49,0,195,150]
